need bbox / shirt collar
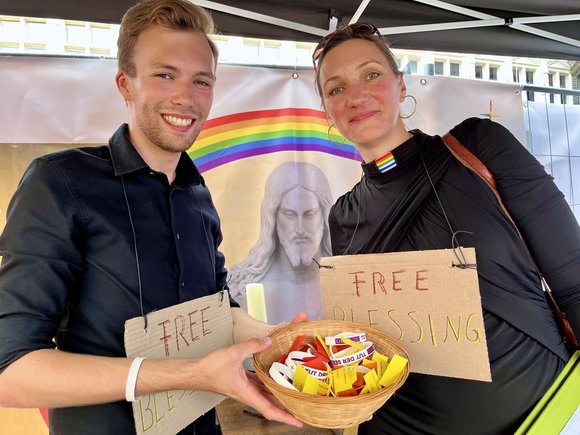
[361,130,423,180]
[108,123,202,187]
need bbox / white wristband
[125,357,145,402]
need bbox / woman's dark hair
[313,23,400,97]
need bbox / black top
[329,118,580,434]
[0,124,232,434]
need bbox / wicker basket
[253,320,410,429]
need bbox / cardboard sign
[124,290,233,435]
[320,248,491,382]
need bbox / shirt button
[176,233,181,240]
[180,281,185,288]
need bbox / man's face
[116,25,215,156]
[276,186,324,267]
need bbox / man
[0,1,303,434]
[229,161,333,323]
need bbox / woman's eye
[329,87,343,96]
[368,71,380,80]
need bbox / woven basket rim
[253,319,410,402]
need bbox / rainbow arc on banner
[188,108,359,172]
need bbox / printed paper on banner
[124,290,233,435]
[320,248,491,382]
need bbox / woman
[313,23,580,434]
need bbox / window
[526,69,535,102]
[424,63,434,76]
[211,35,230,62]
[90,23,111,47]
[489,66,498,81]
[434,61,444,75]
[66,21,88,46]
[64,44,85,54]
[404,60,417,75]
[512,67,520,83]
[559,75,567,88]
[450,62,460,77]
[25,18,47,42]
[24,42,45,53]
[241,38,260,60]
[0,16,22,41]
[0,41,20,53]
[261,40,281,64]
[548,73,554,103]
[560,75,567,104]
[475,65,483,79]
[574,73,580,105]
[294,42,313,67]
[89,47,110,56]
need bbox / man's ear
[115,70,132,102]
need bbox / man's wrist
[125,357,146,402]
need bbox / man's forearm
[0,349,195,408]
[0,337,303,427]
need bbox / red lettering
[158,319,172,357]
[372,272,386,295]
[173,315,189,353]
[392,269,405,291]
[416,269,429,291]
[349,271,366,297]
[187,310,200,343]
[201,306,212,337]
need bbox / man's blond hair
[117,0,218,76]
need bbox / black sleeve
[451,117,580,335]
[329,201,350,256]
[203,186,239,308]
[0,158,84,371]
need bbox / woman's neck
[359,127,413,163]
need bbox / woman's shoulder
[450,117,513,141]
[332,180,364,211]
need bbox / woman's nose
[346,83,369,107]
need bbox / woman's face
[319,38,407,156]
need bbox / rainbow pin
[375,152,397,173]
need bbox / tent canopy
[1,0,580,60]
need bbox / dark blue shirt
[0,124,232,434]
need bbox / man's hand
[190,337,303,427]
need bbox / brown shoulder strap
[441,131,579,349]
[442,132,516,230]
[442,132,496,190]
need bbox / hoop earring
[400,94,417,119]
[327,123,346,146]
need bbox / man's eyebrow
[152,64,216,81]
[197,70,216,82]
[152,63,177,71]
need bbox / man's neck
[128,130,181,184]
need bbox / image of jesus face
[276,186,324,267]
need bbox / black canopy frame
[1,0,579,60]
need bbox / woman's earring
[400,94,417,119]
[327,123,346,146]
